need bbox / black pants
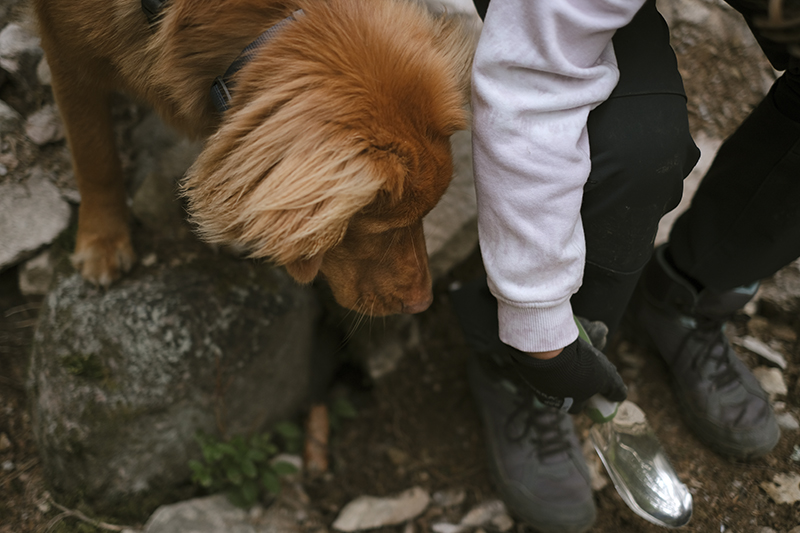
[667,0,800,291]
[473,0,800,335]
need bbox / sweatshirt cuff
[497,298,578,352]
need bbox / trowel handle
[573,316,620,423]
[586,394,619,423]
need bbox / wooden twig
[304,403,330,477]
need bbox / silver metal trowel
[578,321,693,528]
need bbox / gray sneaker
[632,245,780,459]
[468,351,596,533]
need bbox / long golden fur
[33,0,477,315]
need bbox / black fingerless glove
[508,337,628,414]
[449,277,627,414]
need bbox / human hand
[509,336,627,414]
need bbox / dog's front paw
[71,233,136,287]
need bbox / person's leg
[668,69,800,288]
[570,0,699,335]
[631,1,797,460]
[456,2,694,532]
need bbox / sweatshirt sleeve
[471,0,646,352]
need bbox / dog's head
[182,0,477,316]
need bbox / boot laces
[504,388,571,461]
[678,317,740,390]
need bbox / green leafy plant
[189,426,301,508]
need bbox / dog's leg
[49,62,135,286]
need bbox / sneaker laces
[504,388,572,461]
[677,317,740,391]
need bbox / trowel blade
[590,401,693,528]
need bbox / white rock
[490,513,515,532]
[759,472,800,505]
[752,367,788,399]
[776,412,799,431]
[18,248,53,295]
[432,488,466,508]
[0,172,70,271]
[0,23,41,74]
[734,336,788,369]
[25,104,64,145]
[143,494,300,533]
[36,56,51,85]
[332,487,430,532]
[460,500,507,527]
[791,445,800,463]
[431,523,462,533]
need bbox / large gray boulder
[27,237,324,512]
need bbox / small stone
[25,104,64,145]
[332,487,430,532]
[431,523,461,533]
[760,472,800,504]
[0,432,10,451]
[790,445,800,463]
[140,253,158,267]
[0,23,41,75]
[2,460,14,471]
[776,412,799,431]
[0,172,70,271]
[734,336,787,369]
[18,249,54,295]
[752,367,788,399]
[37,56,51,85]
[386,446,410,467]
[432,488,466,508]
[460,500,507,528]
[271,453,303,470]
[490,513,514,532]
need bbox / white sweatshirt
[472,0,646,352]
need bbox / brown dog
[32,0,477,315]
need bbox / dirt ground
[1,245,799,533]
[1,2,800,531]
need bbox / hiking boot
[468,351,596,533]
[631,245,780,459]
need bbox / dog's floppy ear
[181,107,402,268]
